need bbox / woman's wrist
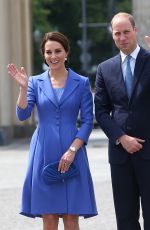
[17,89,28,109]
[19,86,27,95]
[69,146,78,154]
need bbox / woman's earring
[64,57,68,67]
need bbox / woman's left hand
[58,150,76,173]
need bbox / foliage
[31,0,132,86]
[32,0,53,74]
[43,0,81,71]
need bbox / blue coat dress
[17,68,97,218]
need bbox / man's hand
[118,134,145,154]
[145,36,150,48]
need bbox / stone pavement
[0,129,128,229]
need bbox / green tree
[32,0,53,74]
[32,0,132,83]
[84,0,131,87]
[43,0,81,71]
[32,0,81,74]
[86,0,132,65]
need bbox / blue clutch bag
[42,161,79,185]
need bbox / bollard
[0,129,6,146]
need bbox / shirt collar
[120,45,140,63]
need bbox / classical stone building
[133,0,150,48]
[0,0,150,144]
[0,0,32,144]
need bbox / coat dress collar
[36,68,80,107]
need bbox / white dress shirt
[120,45,140,80]
[116,45,140,145]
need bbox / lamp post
[109,0,116,55]
[33,28,42,74]
[33,28,41,52]
[80,0,88,73]
[79,0,117,73]
[33,28,42,124]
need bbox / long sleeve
[75,78,93,144]
[94,64,125,143]
[16,77,36,121]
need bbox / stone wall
[0,0,32,144]
[133,0,150,48]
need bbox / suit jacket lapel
[38,70,59,107]
[112,55,129,100]
[59,68,79,105]
[113,54,125,87]
[114,50,148,103]
[132,48,148,94]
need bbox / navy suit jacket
[95,47,150,164]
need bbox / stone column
[133,0,150,48]
[0,0,32,144]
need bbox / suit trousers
[110,153,150,230]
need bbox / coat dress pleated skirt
[17,68,98,218]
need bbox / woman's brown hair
[41,32,70,66]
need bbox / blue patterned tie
[125,55,133,98]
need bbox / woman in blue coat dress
[7,32,97,230]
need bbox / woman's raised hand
[145,36,150,48]
[7,63,28,90]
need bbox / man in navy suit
[94,12,150,230]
